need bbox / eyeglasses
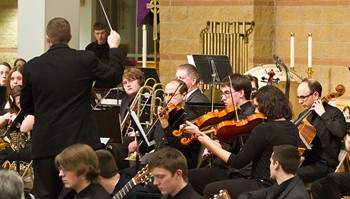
[297,92,314,100]
[220,90,238,98]
[163,92,179,98]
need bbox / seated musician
[111,67,146,170]
[311,134,350,199]
[0,85,33,165]
[296,79,347,183]
[95,149,149,199]
[237,145,309,199]
[175,64,209,103]
[184,73,255,195]
[140,79,201,169]
[55,144,111,199]
[184,85,299,198]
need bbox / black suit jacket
[21,44,126,159]
[238,176,310,199]
[186,88,210,103]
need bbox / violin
[172,105,238,138]
[158,104,185,127]
[180,113,266,145]
[295,84,345,150]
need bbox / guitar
[112,165,152,199]
[212,189,231,199]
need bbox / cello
[295,84,345,150]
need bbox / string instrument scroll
[295,84,345,150]
[172,105,238,138]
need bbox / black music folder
[93,106,122,144]
[187,54,233,84]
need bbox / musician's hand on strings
[128,140,137,153]
[311,99,326,116]
[183,121,200,135]
[158,106,169,128]
[108,30,121,48]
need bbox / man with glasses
[185,73,256,195]
[296,78,346,183]
[140,79,201,169]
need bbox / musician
[0,85,32,164]
[0,65,23,115]
[175,64,209,103]
[20,17,125,199]
[311,135,350,199]
[140,79,201,169]
[185,85,299,198]
[85,22,109,63]
[185,73,255,194]
[96,149,149,199]
[296,79,347,183]
[111,67,146,169]
[237,145,309,199]
[55,144,111,199]
[148,147,203,199]
[246,74,259,94]
[0,62,11,87]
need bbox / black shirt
[161,184,203,199]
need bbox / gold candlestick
[307,67,313,79]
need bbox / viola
[214,112,266,142]
[180,113,266,145]
[295,84,345,151]
[172,105,238,138]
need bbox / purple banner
[137,0,151,27]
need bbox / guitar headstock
[212,189,231,199]
[134,165,152,184]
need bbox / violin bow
[98,0,113,31]
[144,82,183,137]
[228,75,240,121]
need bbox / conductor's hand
[108,30,121,48]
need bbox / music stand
[93,106,122,144]
[139,68,161,85]
[130,110,155,172]
[187,54,233,84]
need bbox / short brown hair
[272,145,300,174]
[122,67,146,86]
[55,144,100,182]
[148,147,188,182]
[46,17,71,44]
[93,22,107,31]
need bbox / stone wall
[159,0,350,98]
[0,0,18,66]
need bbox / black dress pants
[297,160,334,183]
[311,172,350,199]
[33,156,63,199]
[188,167,230,195]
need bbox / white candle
[308,33,312,68]
[290,33,294,69]
[142,24,147,68]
